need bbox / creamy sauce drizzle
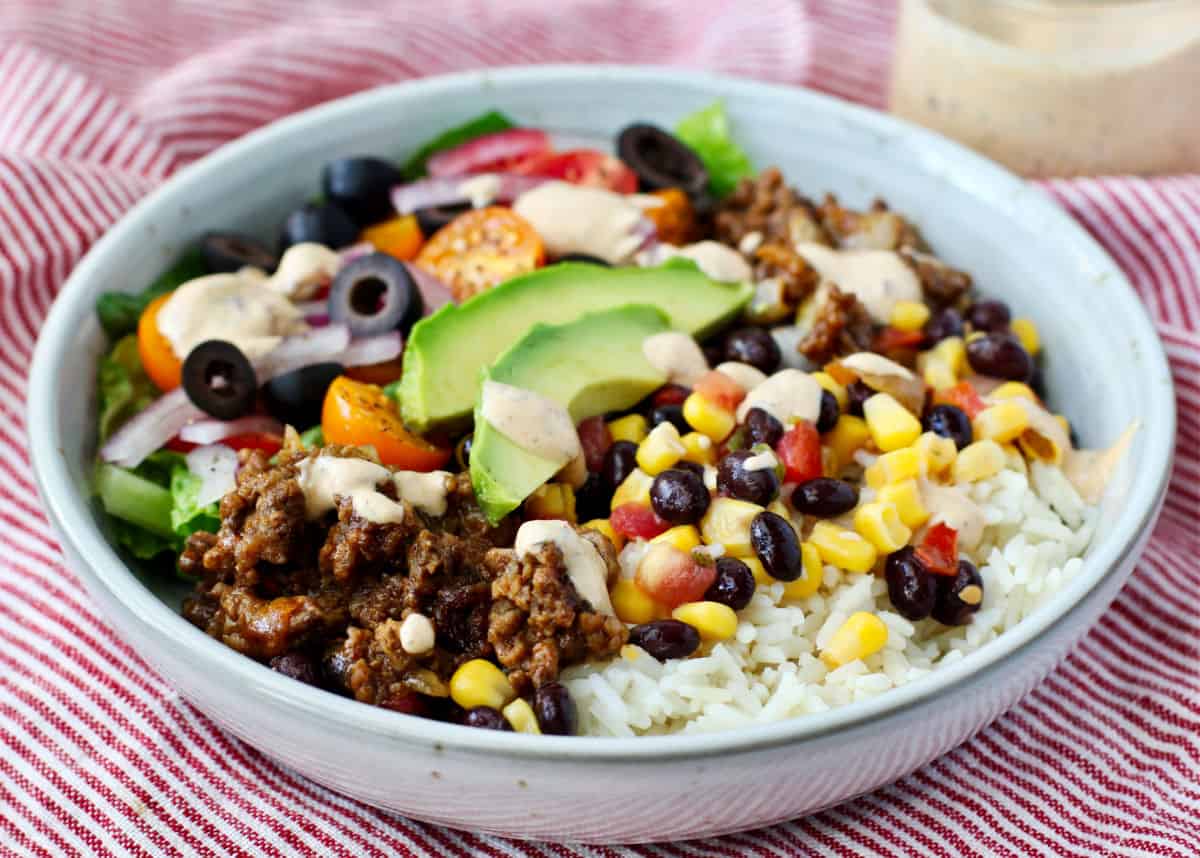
[265,242,340,300]
[514,520,615,616]
[513,182,645,264]
[1064,422,1138,506]
[480,380,581,466]
[796,243,922,324]
[459,174,503,209]
[715,361,767,393]
[642,332,708,387]
[919,479,986,551]
[399,613,436,655]
[296,456,406,524]
[649,241,752,283]
[158,272,308,361]
[393,470,453,517]
[736,369,822,425]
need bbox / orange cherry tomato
[137,292,182,391]
[344,357,405,386]
[321,375,450,471]
[361,214,424,261]
[414,206,544,302]
[641,188,697,245]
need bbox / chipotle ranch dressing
[480,380,581,466]
[296,457,406,525]
[512,182,646,264]
[1064,422,1138,505]
[919,479,987,550]
[514,520,615,616]
[890,0,1200,177]
[393,470,453,517]
[642,331,708,387]
[648,241,753,283]
[796,243,922,324]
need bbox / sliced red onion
[426,128,550,178]
[338,242,374,266]
[185,444,239,507]
[333,331,403,368]
[179,416,284,446]
[256,324,351,381]
[390,173,547,216]
[404,263,453,315]
[99,388,205,467]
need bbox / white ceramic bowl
[28,67,1174,843]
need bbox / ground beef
[715,167,831,249]
[753,240,822,304]
[900,247,973,307]
[798,284,877,364]
[319,491,421,584]
[183,581,331,660]
[817,194,924,251]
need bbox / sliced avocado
[471,304,671,523]
[400,258,752,432]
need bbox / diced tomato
[652,384,692,408]
[694,370,745,412]
[874,327,926,352]
[915,522,959,576]
[577,415,612,473]
[610,503,671,540]
[775,421,823,483]
[426,128,551,177]
[635,543,717,608]
[510,149,638,194]
[164,437,197,454]
[935,380,987,419]
[218,432,283,456]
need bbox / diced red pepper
[219,432,284,456]
[694,370,745,412]
[577,415,612,473]
[774,420,823,483]
[874,327,926,352]
[610,503,671,540]
[652,383,692,408]
[915,522,959,576]
[935,381,987,420]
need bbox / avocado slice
[470,304,671,523]
[400,258,752,432]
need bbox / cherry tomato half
[511,149,638,194]
[360,214,424,261]
[137,292,183,391]
[322,375,450,471]
[414,206,544,301]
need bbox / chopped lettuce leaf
[97,335,158,441]
[400,110,516,180]
[169,467,221,539]
[299,425,325,449]
[96,247,207,340]
[675,101,754,198]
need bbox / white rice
[563,461,1095,736]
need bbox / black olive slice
[200,232,279,274]
[181,340,258,420]
[415,202,472,237]
[327,252,423,338]
[616,123,709,197]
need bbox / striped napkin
[1,1,1196,855]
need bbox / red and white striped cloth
[0,1,1196,855]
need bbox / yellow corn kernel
[608,413,648,444]
[863,393,923,453]
[610,578,661,625]
[651,525,702,553]
[916,431,957,475]
[811,371,848,410]
[931,336,967,376]
[890,300,931,332]
[821,445,839,478]
[742,555,772,586]
[972,400,1030,444]
[821,612,889,669]
[865,446,924,488]
[854,501,912,554]
[966,330,985,344]
[953,439,1006,483]
[621,644,641,661]
[827,414,871,470]
[767,499,794,525]
[876,479,930,529]
[611,468,653,509]
[449,659,516,710]
[672,601,739,642]
[682,392,736,442]
[1055,414,1071,435]
[990,381,1037,402]
[808,521,878,573]
[917,353,957,391]
[636,422,687,475]
[581,518,623,552]
[1011,317,1041,356]
[680,431,716,466]
[783,542,824,600]
[524,483,576,523]
[501,698,541,734]
[700,497,764,556]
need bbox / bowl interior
[30,67,1173,753]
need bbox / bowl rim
[28,64,1175,763]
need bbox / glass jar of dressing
[889,0,1200,177]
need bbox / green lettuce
[95,247,207,341]
[97,335,158,441]
[675,100,754,198]
[400,110,516,180]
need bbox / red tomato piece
[635,543,717,609]
[577,415,613,473]
[935,381,987,419]
[511,149,638,194]
[915,522,959,576]
[611,503,671,540]
[775,421,823,483]
[218,432,284,456]
[874,327,927,352]
[426,128,551,177]
[652,384,691,408]
[164,437,197,454]
[694,370,746,412]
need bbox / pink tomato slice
[511,149,638,193]
[426,129,551,177]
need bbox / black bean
[704,557,756,610]
[462,706,513,731]
[924,307,964,343]
[722,327,781,374]
[629,620,701,661]
[932,559,984,626]
[673,460,706,479]
[922,404,973,449]
[380,691,432,717]
[966,299,1011,333]
[791,478,858,518]
[601,441,639,491]
[650,468,711,525]
[533,682,578,736]
[884,547,936,621]
[744,406,784,447]
[965,332,1034,381]
[717,450,780,506]
[846,380,873,417]
[269,653,319,685]
[750,511,803,582]
[702,343,724,368]
[648,403,691,435]
[816,389,840,433]
[575,472,614,523]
